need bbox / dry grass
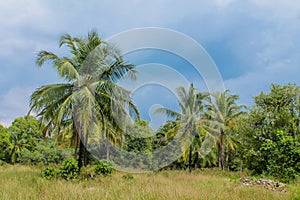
[0,165,298,200]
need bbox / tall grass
[0,165,298,200]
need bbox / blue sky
[1,0,300,127]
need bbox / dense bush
[41,167,59,179]
[122,173,134,180]
[59,158,79,180]
[94,160,115,176]
[242,84,300,182]
[19,141,72,165]
[261,130,300,182]
[0,125,10,162]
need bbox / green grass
[0,165,299,200]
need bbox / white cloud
[0,87,34,127]
[1,0,300,125]
[224,58,300,106]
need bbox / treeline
[0,31,299,183]
[0,83,299,182]
[91,83,300,183]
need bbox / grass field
[0,165,299,200]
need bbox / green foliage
[7,116,43,163]
[203,90,246,171]
[124,120,153,153]
[19,141,73,165]
[94,160,115,176]
[41,167,59,179]
[122,173,134,180]
[243,84,300,182]
[261,130,300,182]
[119,120,154,170]
[155,84,208,172]
[30,31,138,170]
[0,124,10,162]
[59,158,79,180]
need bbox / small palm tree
[204,90,246,170]
[156,84,207,172]
[29,31,138,170]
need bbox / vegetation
[94,160,115,176]
[241,84,300,182]
[29,30,138,170]
[156,84,208,172]
[0,116,72,165]
[0,31,299,199]
[203,90,246,171]
[0,165,299,200]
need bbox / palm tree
[29,31,138,170]
[156,84,207,172]
[203,90,246,170]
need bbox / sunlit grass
[0,165,298,200]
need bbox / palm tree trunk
[106,143,110,160]
[218,128,225,171]
[10,147,17,164]
[194,152,199,169]
[83,133,89,166]
[226,152,229,171]
[78,139,84,171]
[188,146,192,173]
[73,129,79,158]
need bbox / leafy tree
[244,84,300,181]
[124,120,153,153]
[29,31,138,170]
[156,84,207,172]
[204,90,246,170]
[19,140,73,165]
[8,116,43,163]
[0,124,10,162]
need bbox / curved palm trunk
[73,124,79,158]
[218,128,225,171]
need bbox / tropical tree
[243,84,300,181]
[7,116,43,163]
[124,120,153,153]
[29,31,138,170]
[0,124,10,162]
[204,90,246,170]
[156,84,207,172]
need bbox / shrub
[19,141,73,165]
[59,158,79,180]
[122,173,134,180]
[94,160,115,176]
[41,167,59,179]
[78,166,97,180]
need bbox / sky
[1,0,300,127]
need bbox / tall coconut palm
[29,31,139,170]
[156,84,207,172]
[203,90,246,170]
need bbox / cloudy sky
[1,0,300,127]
